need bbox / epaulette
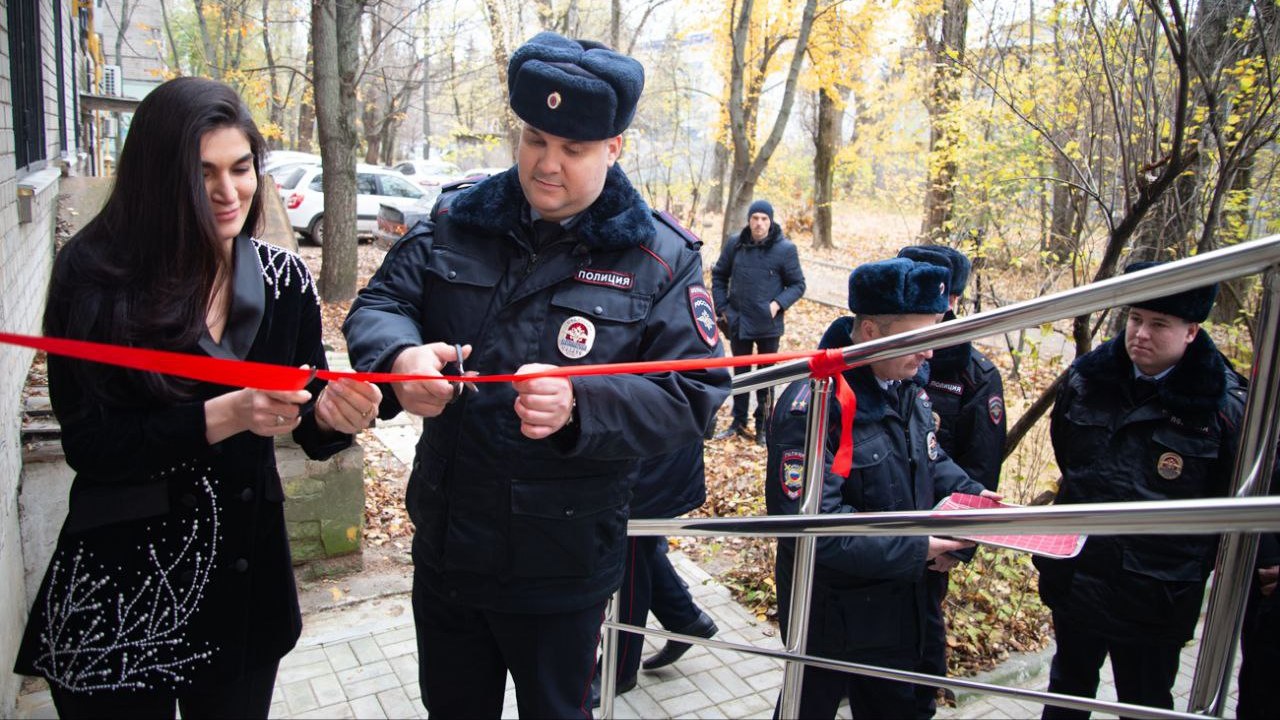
[974,352,996,372]
[440,176,483,194]
[653,210,702,250]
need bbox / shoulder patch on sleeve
[653,210,702,249]
[780,450,806,500]
[688,284,719,347]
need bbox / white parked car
[461,166,510,179]
[390,158,461,200]
[281,164,427,245]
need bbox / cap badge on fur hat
[508,31,645,141]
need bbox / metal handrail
[731,234,1280,395]
[598,239,1280,719]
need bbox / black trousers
[1042,612,1182,719]
[730,336,781,426]
[1237,578,1280,719]
[772,650,918,719]
[914,568,950,718]
[48,659,279,719]
[413,565,605,719]
[608,536,705,681]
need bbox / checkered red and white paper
[933,493,1086,559]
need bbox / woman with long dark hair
[13,76,381,718]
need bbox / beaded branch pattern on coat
[253,239,318,303]
[33,464,222,692]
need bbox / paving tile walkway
[12,547,1242,719]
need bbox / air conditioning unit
[102,65,123,96]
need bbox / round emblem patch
[780,450,805,501]
[927,431,940,461]
[547,91,562,110]
[1157,452,1184,480]
[557,316,595,359]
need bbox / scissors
[446,342,476,403]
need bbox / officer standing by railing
[343,31,729,718]
[1035,262,1246,719]
[765,258,997,718]
[897,244,1006,717]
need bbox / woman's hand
[205,387,312,443]
[315,379,384,435]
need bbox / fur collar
[818,317,929,422]
[1074,328,1228,420]
[444,164,655,252]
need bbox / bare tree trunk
[610,0,621,49]
[159,0,184,74]
[918,0,969,242]
[723,0,819,239]
[812,86,844,250]
[296,42,315,152]
[481,0,521,158]
[705,140,728,213]
[1047,153,1077,262]
[261,0,283,150]
[193,0,221,78]
[314,0,363,301]
[422,2,431,159]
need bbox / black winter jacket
[926,314,1006,492]
[343,165,730,614]
[711,224,806,340]
[765,318,984,660]
[628,442,706,520]
[1035,329,1246,643]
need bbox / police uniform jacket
[926,320,1006,492]
[710,224,806,341]
[765,319,984,660]
[16,237,351,694]
[343,166,730,614]
[1035,329,1246,643]
[628,442,706,520]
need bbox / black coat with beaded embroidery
[1034,329,1246,643]
[14,236,352,694]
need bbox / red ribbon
[2,330,859,471]
[806,349,857,476]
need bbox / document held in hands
[933,493,1086,559]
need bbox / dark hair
[45,76,267,404]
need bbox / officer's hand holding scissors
[391,343,472,418]
[512,364,575,440]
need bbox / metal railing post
[778,377,834,718]
[1188,267,1280,714]
[600,589,621,718]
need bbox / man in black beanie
[764,258,994,718]
[344,31,729,718]
[1035,261,1246,718]
[711,198,806,444]
[898,244,1006,717]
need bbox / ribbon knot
[804,347,857,477]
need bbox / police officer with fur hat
[1035,261,1246,718]
[344,30,729,718]
[898,244,1006,717]
[764,258,996,718]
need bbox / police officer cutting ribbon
[343,31,730,718]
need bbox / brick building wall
[0,1,74,714]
